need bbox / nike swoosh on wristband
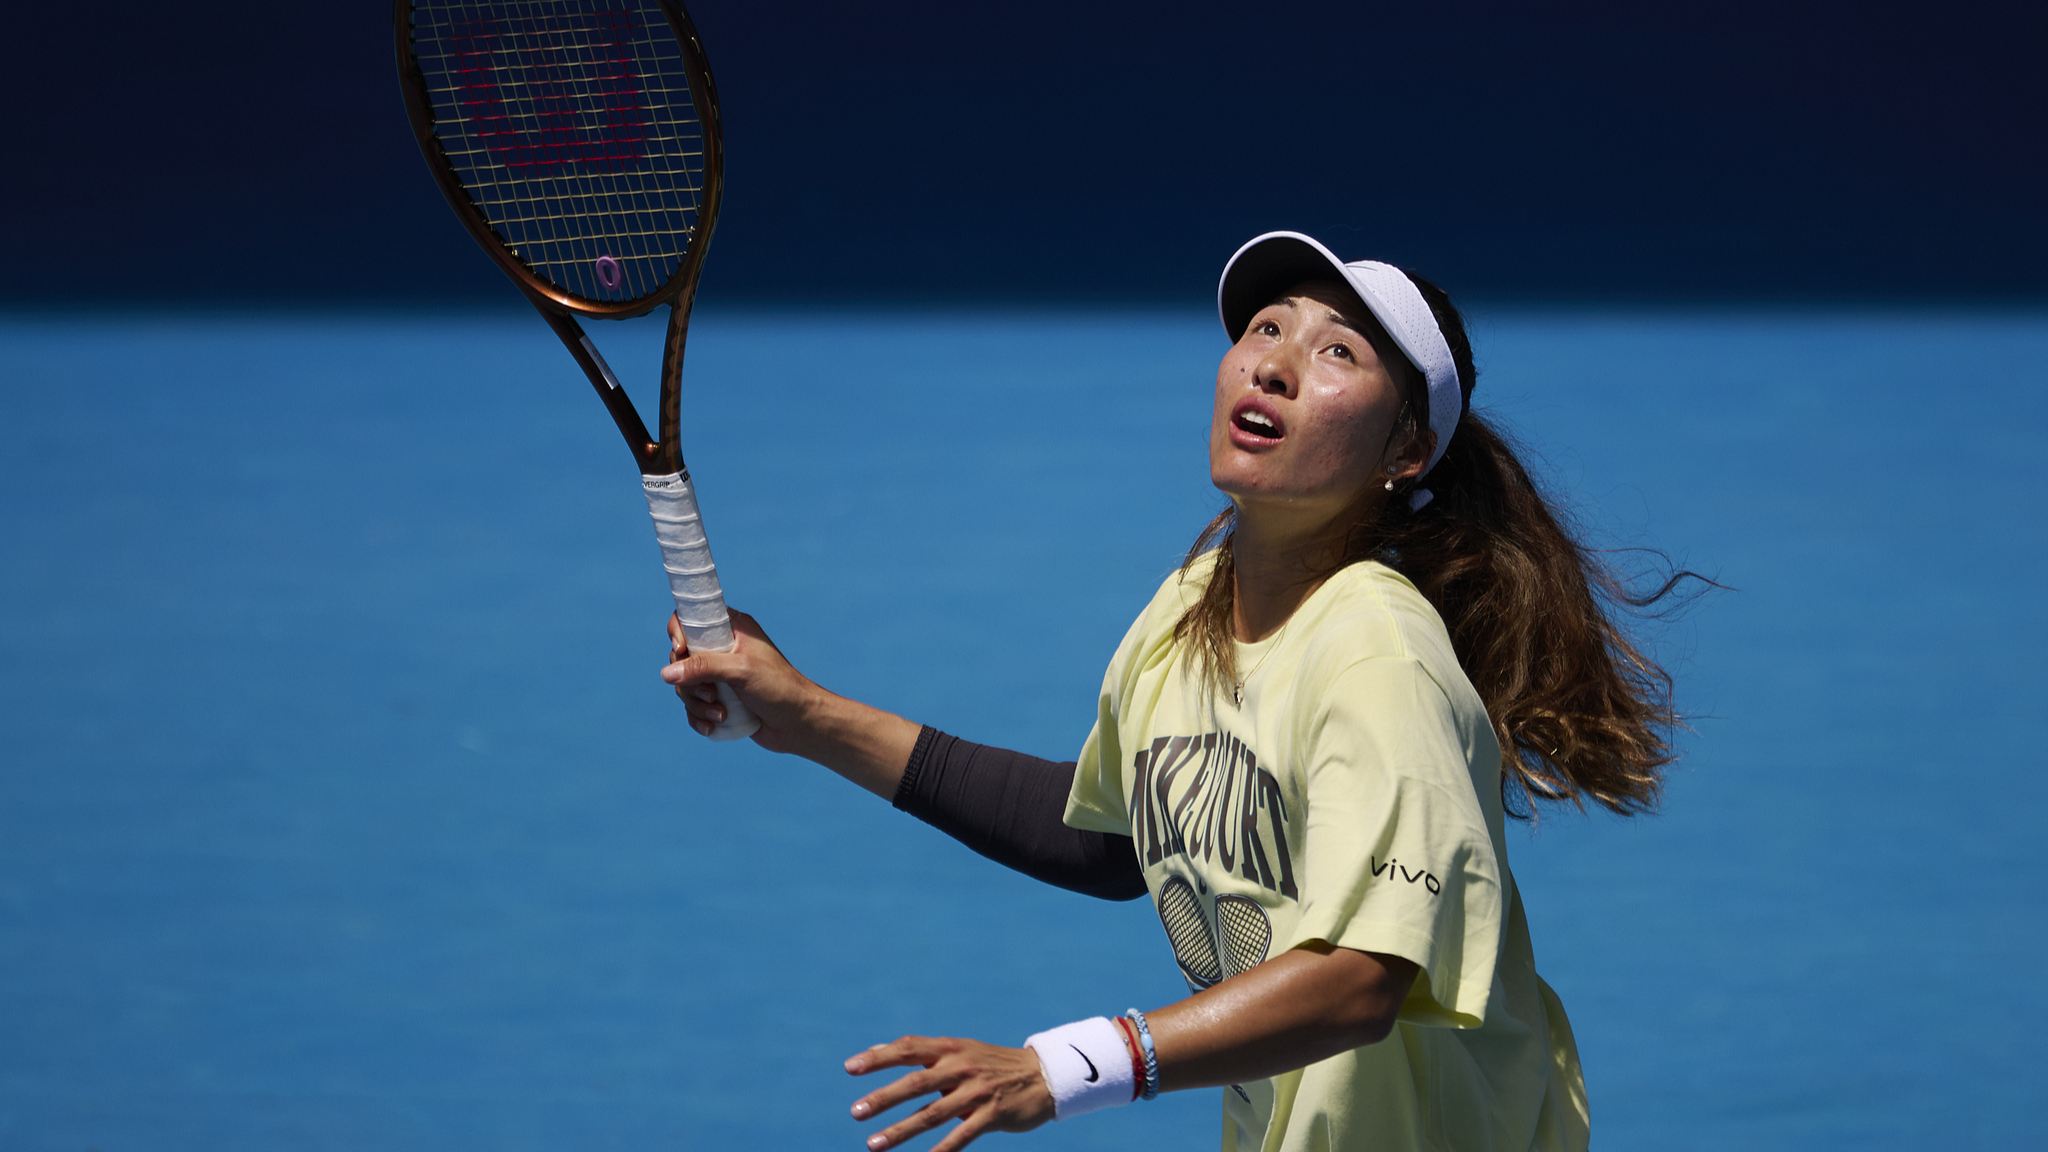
[1069,1045,1099,1082]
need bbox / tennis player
[662,231,1687,1152]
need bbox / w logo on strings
[448,8,650,173]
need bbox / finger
[678,685,723,718]
[865,1094,968,1151]
[660,646,743,687]
[683,700,727,730]
[928,1111,995,1152]
[851,1066,950,1120]
[846,1036,947,1076]
[664,614,692,668]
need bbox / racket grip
[643,472,761,742]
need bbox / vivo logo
[1370,855,1441,896]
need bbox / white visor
[1217,231,1462,480]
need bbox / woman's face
[1209,280,1425,526]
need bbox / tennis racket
[395,0,757,740]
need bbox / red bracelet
[1112,1015,1146,1100]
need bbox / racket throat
[541,308,669,470]
[578,336,623,392]
[579,332,669,467]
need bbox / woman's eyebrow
[1325,309,1372,338]
[1272,296,1371,339]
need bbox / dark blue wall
[6,0,2042,304]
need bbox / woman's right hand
[661,611,921,797]
[662,610,814,754]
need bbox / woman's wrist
[1023,1017,1140,1119]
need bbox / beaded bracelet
[1124,1008,1160,1100]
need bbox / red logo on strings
[447,10,648,172]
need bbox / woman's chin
[1212,463,1312,502]
[1209,472,1260,503]
[1212,450,1281,492]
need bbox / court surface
[2,307,2042,1149]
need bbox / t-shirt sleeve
[1291,657,1504,1029]
[1064,583,1173,836]
[1063,685,1132,835]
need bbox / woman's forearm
[780,683,923,800]
[1149,943,1419,1092]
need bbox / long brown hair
[1174,272,1703,817]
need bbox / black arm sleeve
[891,725,1149,902]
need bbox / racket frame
[392,0,725,477]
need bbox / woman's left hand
[844,1035,1055,1152]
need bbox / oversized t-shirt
[1064,554,1590,1152]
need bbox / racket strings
[409,0,707,304]
[1156,876,1223,990]
[1213,895,1273,979]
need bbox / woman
[661,231,1685,1152]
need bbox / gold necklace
[1232,620,1290,707]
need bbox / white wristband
[1023,1017,1136,1120]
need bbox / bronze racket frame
[393,0,725,477]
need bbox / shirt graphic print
[1129,730,1290,990]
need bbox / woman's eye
[1256,319,1281,336]
[1328,343,1354,360]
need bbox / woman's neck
[1229,495,1376,641]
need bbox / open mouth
[1233,408,1282,439]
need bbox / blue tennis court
[2,308,2043,1149]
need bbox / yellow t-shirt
[1065,554,1590,1152]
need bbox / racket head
[395,0,722,320]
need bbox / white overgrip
[642,471,760,742]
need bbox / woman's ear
[1388,429,1435,483]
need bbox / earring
[1384,467,1397,492]
[1384,478,1395,491]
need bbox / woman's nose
[1253,349,1298,398]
